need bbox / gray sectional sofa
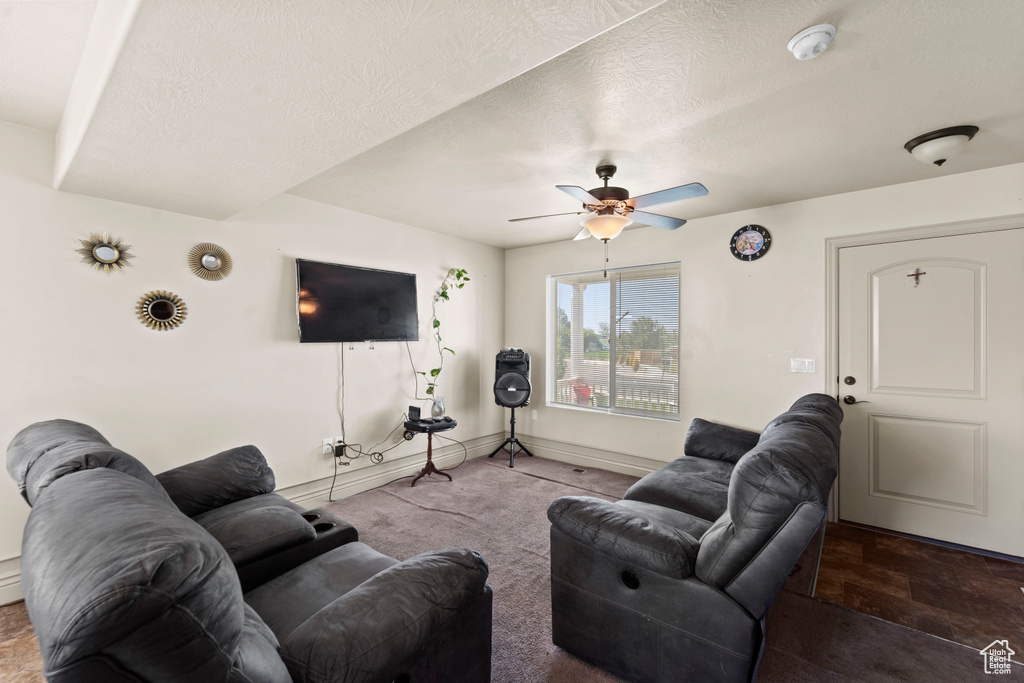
[7,419,492,683]
[547,393,842,682]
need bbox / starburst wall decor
[136,291,187,331]
[187,242,232,281]
[77,233,133,273]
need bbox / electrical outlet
[322,438,334,455]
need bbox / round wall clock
[730,225,771,261]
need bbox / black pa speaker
[494,348,531,408]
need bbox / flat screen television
[296,259,418,343]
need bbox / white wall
[505,162,1024,464]
[0,121,505,600]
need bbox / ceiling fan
[510,165,708,242]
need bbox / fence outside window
[548,262,680,421]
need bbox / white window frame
[545,262,681,421]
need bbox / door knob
[843,395,857,405]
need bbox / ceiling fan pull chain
[603,239,610,278]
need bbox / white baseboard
[510,434,664,479]
[0,556,22,606]
[278,433,505,508]
[1,432,652,607]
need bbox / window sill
[545,400,680,423]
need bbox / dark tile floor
[815,521,1024,652]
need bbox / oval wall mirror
[137,291,187,331]
[78,233,133,273]
[188,242,232,281]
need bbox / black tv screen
[296,259,418,343]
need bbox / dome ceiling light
[904,126,979,166]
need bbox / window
[548,262,680,420]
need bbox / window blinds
[550,262,680,420]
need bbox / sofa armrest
[155,445,275,517]
[202,506,316,566]
[547,496,699,579]
[684,417,760,464]
[279,548,489,683]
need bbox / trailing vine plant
[421,268,469,396]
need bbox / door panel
[870,259,984,397]
[869,414,985,514]
[839,229,1024,556]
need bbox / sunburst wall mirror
[137,291,187,331]
[78,233,133,273]
[188,242,232,281]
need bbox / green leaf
[433,319,440,328]
[429,368,441,377]
[426,386,434,395]
[418,371,426,376]
[444,347,455,355]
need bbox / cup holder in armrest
[313,522,336,534]
[301,513,321,523]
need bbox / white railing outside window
[548,262,680,421]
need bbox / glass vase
[431,395,445,418]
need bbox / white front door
[838,228,1024,556]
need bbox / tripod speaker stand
[490,348,533,468]
[488,407,533,468]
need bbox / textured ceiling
[0,1,96,132]
[53,0,663,219]
[1,0,1023,247]
[291,0,1024,247]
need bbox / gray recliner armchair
[547,394,842,682]
[7,419,493,682]
[8,419,358,591]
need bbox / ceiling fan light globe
[581,214,631,240]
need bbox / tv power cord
[328,413,408,501]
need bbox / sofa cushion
[273,548,489,683]
[548,496,700,579]
[21,468,252,680]
[761,393,842,454]
[193,492,305,529]
[234,604,292,683]
[622,456,732,522]
[696,393,842,591]
[7,419,174,507]
[617,500,714,539]
[203,505,317,566]
[245,542,400,638]
[683,417,760,464]
[156,444,276,517]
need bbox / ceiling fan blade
[508,211,588,223]
[629,210,687,231]
[630,182,708,209]
[573,227,592,241]
[556,185,604,206]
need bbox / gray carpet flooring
[1,453,1017,681]
[326,453,1022,682]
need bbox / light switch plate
[790,358,816,373]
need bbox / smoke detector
[787,24,836,60]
